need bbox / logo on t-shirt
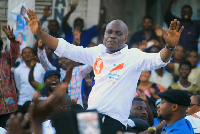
[94,58,104,74]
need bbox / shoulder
[170,83,179,88]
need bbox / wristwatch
[166,44,176,51]
[147,126,157,134]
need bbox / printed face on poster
[7,0,35,52]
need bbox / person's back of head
[74,18,84,31]
[0,38,3,52]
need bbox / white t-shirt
[186,111,200,133]
[149,69,174,89]
[42,120,56,134]
[0,127,6,134]
[55,38,168,126]
[14,62,46,105]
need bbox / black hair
[192,94,200,105]
[48,19,59,28]
[22,47,33,54]
[179,61,192,70]
[132,97,144,103]
[143,15,153,23]
[0,38,3,52]
[73,18,84,27]
[181,4,192,12]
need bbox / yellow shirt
[188,67,200,88]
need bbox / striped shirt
[38,48,92,106]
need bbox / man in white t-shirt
[24,9,183,134]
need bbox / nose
[142,109,148,115]
[110,32,116,38]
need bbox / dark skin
[179,64,191,88]
[22,47,35,68]
[187,51,199,68]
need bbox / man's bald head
[106,20,128,36]
[103,20,128,54]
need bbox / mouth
[140,116,148,121]
[107,40,117,44]
[51,81,57,88]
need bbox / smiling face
[44,74,60,93]
[103,20,128,54]
[22,47,34,62]
[139,71,151,82]
[179,64,191,79]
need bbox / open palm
[163,19,184,48]
[24,9,42,35]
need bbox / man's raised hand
[24,9,42,35]
[163,19,184,48]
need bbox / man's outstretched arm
[24,9,58,50]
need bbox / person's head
[149,45,161,53]
[0,38,3,52]
[44,70,61,93]
[16,32,23,44]
[48,20,59,34]
[187,50,199,68]
[173,45,184,61]
[186,94,200,115]
[59,94,72,111]
[139,71,151,82]
[20,6,26,16]
[130,98,148,122]
[22,47,34,62]
[103,20,128,54]
[142,15,153,31]
[87,42,95,48]
[58,57,72,70]
[179,61,192,79]
[181,5,193,21]
[73,18,84,31]
[157,90,190,121]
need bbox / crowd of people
[0,0,200,134]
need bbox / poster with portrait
[7,0,35,53]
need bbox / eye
[106,30,112,34]
[116,31,123,36]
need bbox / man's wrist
[165,44,176,51]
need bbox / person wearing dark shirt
[62,1,106,47]
[129,15,165,49]
[164,0,200,52]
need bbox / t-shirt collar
[162,118,185,133]
[102,44,128,55]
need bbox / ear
[62,105,68,111]
[171,104,178,111]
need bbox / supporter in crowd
[187,50,200,88]
[14,47,45,114]
[137,71,166,117]
[142,90,194,134]
[0,25,20,128]
[129,15,164,49]
[128,90,154,133]
[165,44,185,81]
[164,0,200,52]
[149,46,174,89]
[25,9,183,133]
[185,94,200,133]
[37,28,92,106]
[62,0,106,47]
[169,61,200,95]
[81,72,94,109]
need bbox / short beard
[157,115,164,120]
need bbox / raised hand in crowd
[68,0,79,13]
[2,24,15,40]
[138,40,147,51]
[29,83,68,134]
[72,27,81,45]
[163,19,183,48]
[155,25,163,38]
[43,6,52,19]
[37,39,44,50]
[6,113,31,134]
